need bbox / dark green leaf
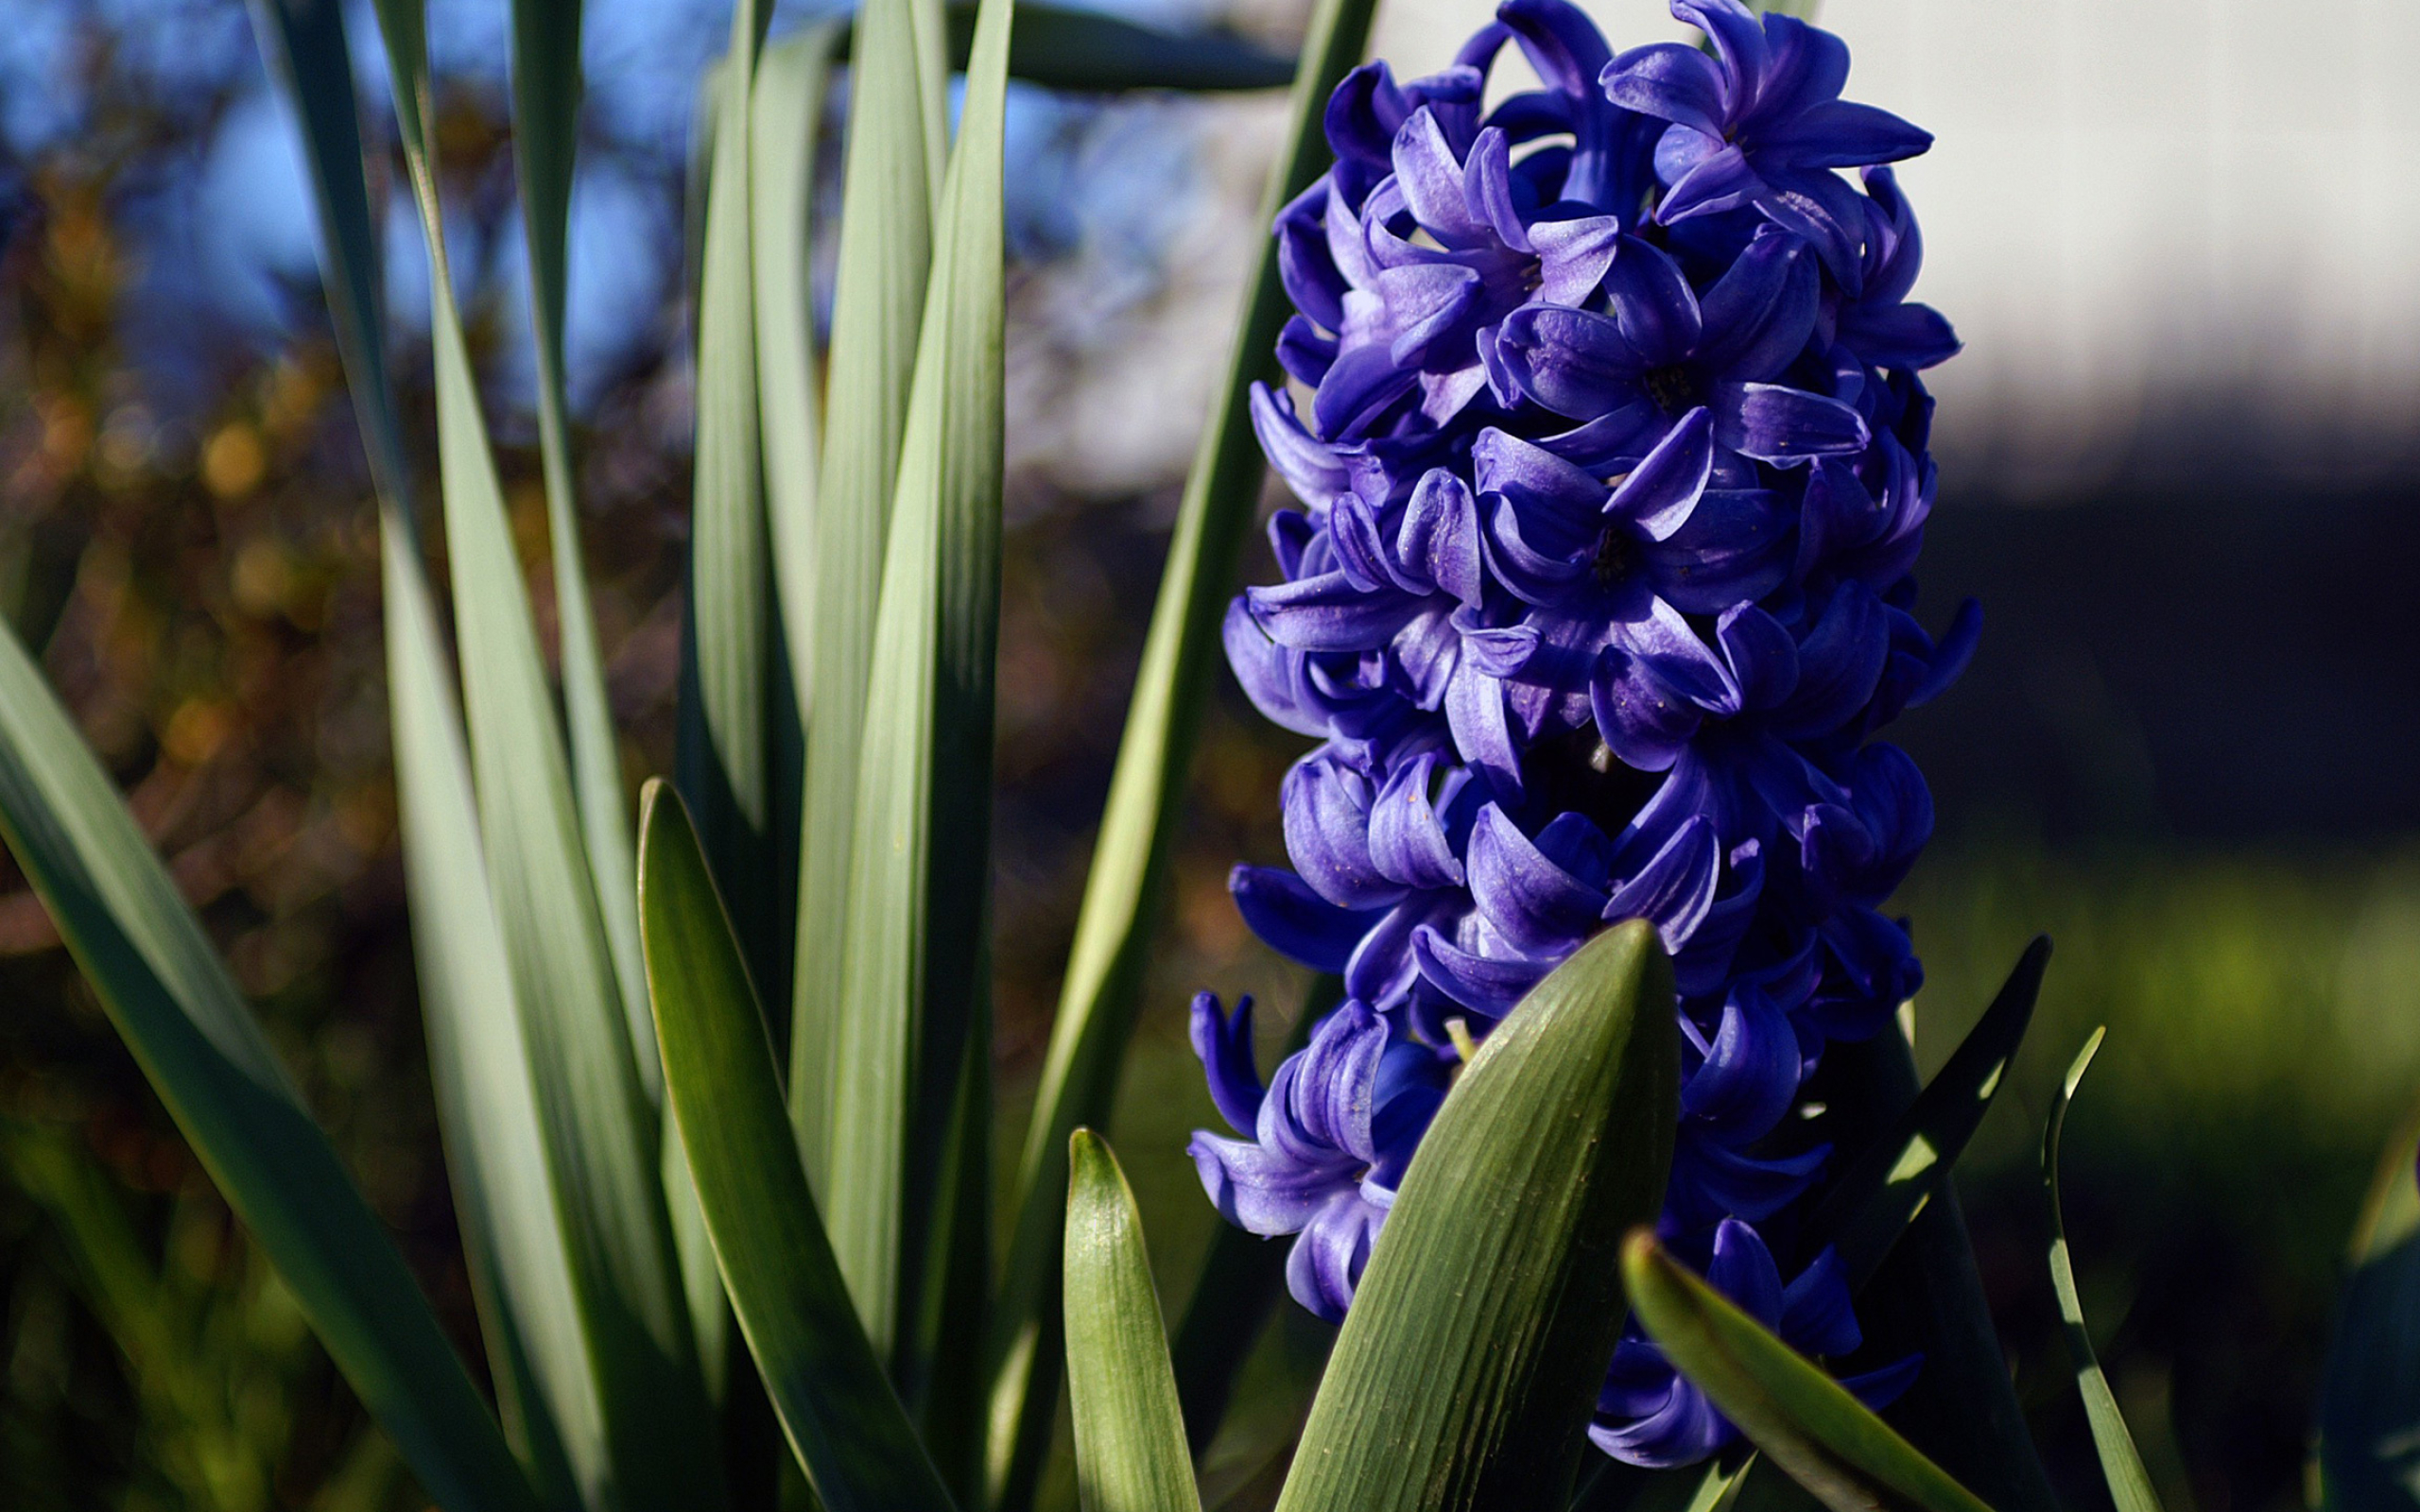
[1064,1130,1201,1512]
[983,0,1377,1498]
[1806,936,2048,1288]
[638,782,959,1512]
[0,616,536,1512]
[2317,1100,2420,1512]
[1275,921,1678,1512]
[2043,1030,2162,1512]
[1622,1232,1994,1512]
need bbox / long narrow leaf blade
[825,0,1013,1377]
[1622,1233,1995,1512]
[679,0,786,998]
[1806,937,2049,1288]
[637,782,958,1512]
[752,24,839,719]
[790,0,951,1190]
[507,0,653,1094]
[0,622,535,1512]
[1064,1131,1201,1512]
[366,2,720,1500]
[1275,921,1678,1512]
[2043,1030,2163,1512]
[985,0,1378,1497]
[246,0,597,1502]
[2318,1102,2420,1512]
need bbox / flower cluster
[1187,0,1972,1467]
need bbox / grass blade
[366,1,720,1500]
[835,1,1294,90]
[789,0,951,1192]
[638,782,959,1512]
[825,0,1012,1384]
[2317,1100,2420,1512]
[508,0,654,1097]
[1622,1231,1994,1512]
[246,1,604,1503]
[1805,937,2048,1288]
[1065,1130,1202,1512]
[2043,1030,2163,1512]
[0,617,535,1512]
[984,0,1378,1498]
[679,0,788,1005]
[1274,921,1678,1512]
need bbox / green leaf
[2043,1030,2163,1512]
[2318,1100,2420,1512]
[1064,1130,1202,1512]
[789,0,950,1199]
[1806,937,2048,1288]
[0,615,535,1512]
[964,2,1290,90]
[637,782,959,1512]
[1275,921,1678,1512]
[678,0,787,1006]
[983,0,1378,1497]
[365,0,721,1500]
[825,0,1013,1397]
[1621,1233,1995,1512]
[1168,974,1335,1460]
[752,24,840,722]
[246,0,596,1503]
[508,0,653,1097]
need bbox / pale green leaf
[1064,1130,1201,1512]
[247,0,598,1502]
[365,0,721,1500]
[1622,1232,1994,1512]
[0,614,535,1512]
[1275,921,1678,1512]
[789,0,950,1199]
[983,0,1378,1499]
[824,0,1012,1400]
[2043,1030,2163,1512]
[637,782,959,1512]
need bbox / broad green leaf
[0,614,534,1512]
[790,0,951,1192]
[825,0,1012,1404]
[507,0,653,1095]
[2318,1100,2420,1512]
[1806,937,2048,1288]
[678,0,787,1005]
[2043,1030,2162,1512]
[984,0,1378,1498]
[246,1,596,1503]
[1064,1130,1201,1512]
[637,782,959,1512]
[366,0,720,1500]
[952,2,1291,90]
[752,24,840,721]
[1275,921,1678,1512]
[1168,974,1335,1459]
[1621,1233,1994,1512]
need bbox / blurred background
[2,0,2416,1506]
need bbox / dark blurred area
[2,1,2414,1509]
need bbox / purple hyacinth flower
[1601,0,1930,290]
[1593,1220,1919,1465]
[1188,996,1451,1320]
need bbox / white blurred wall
[1010,0,2420,503]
